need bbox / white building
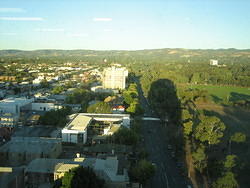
[31,102,62,112]
[102,66,128,89]
[62,113,130,144]
[0,97,34,116]
[32,76,45,86]
[210,59,218,66]
[62,115,92,144]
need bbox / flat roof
[68,115,92,131]
[26,158,96,173]
[0,137,61,154]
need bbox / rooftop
[26,158,96,173]
[0,137,61,154]
[67,114,92,131]
[0,97,33,104]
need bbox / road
[135,78,190,188]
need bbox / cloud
[67,33,88,38]
[0,32,17,35]
[34,28,65,32]
[0,17,44,21]
[0,8,25,13]
[93,18,112,22]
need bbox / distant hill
[0,48,250,58]
[0,48,250,66]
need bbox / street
[141,120,188,188]
[136,78,190,188]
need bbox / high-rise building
[102,66,128,89]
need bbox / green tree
[229,132,246,154]
[87,102,111,113]
[192,145,207,173]
[224,155,237,170]
[190,73,200,84]
[183,121,193,136]
[213,171,238,188]
[52,85,64,94]
[195,115,226,146]
[66,88,93,111]
[112,127,138,145]
[126,101,144,115]
[230,132,246,143]
[40,79,49,88]
[131,159,156,187]
[39,106,72,127]
[182,109,193,122]
[60,166,105,188]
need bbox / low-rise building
[0,137,62,166]
[62,113,130,144]
[31,102,62,112]
[62,115,92,144]
[0,113,18,128]
[0,76,16,82]
[25,156,129,188]
[0,97,34,116]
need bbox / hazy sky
[0,0,249,50]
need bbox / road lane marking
[164,172,169,188]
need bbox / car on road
[152,163,157,168]
[167,144,172,150]
[171,151,175,158]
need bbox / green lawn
[189,84,250,103]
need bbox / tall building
[102,66,128,89]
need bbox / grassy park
[189,84,250,103]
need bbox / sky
[0,0,249,50]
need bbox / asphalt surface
[136,78,190,188]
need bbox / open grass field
[196,103,250,187]
[189,84,250,103]
[196,104,250,135]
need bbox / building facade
[62,115,92,144]
[0,97,34,116]
[102,66,128,89]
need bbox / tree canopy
[213,171,238,188]
[130,159,156,186]
[60,166,105,188]
[195,115,226,145]
[87,101,111,114]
